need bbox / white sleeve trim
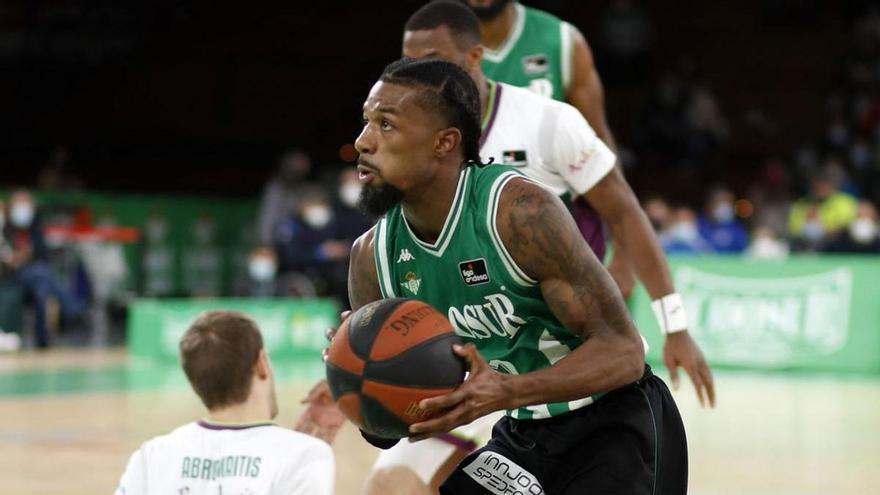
[487,173,539,287]
[561,22,573,92]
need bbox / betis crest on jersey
[400,271,421,295]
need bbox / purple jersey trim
[479,83,503,148]
[436,432,479,452]
[570,198,606,261]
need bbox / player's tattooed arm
[496,177,645,405]
[411,180,643,432]
[348,226,383,311]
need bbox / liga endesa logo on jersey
[459,259,491,286]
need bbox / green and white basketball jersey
[481,2,573,102]
[372,164,596,420]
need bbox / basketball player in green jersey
[463,0,636,294]
[347,57,687,494]
[458,0,715,398]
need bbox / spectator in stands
[247,246,279,298]
[747,158,792,238]
[1,189,83,348]
[745,226,790,259]
[257,149,313,247]
[661,207,713,255]
[698,187,748,253]
[333,168,373,241]
[788,163,858,246]
[0,200,22,351]
[643,196,673,232]
[824,200,880,253]
[275,186,351,303]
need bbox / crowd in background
[4,2,880,350]
[637,4,880,258]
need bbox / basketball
[325,298,467,439]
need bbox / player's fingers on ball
[324,326,337,341]
[410,409,457,434]
[340,310,352,320]
[420,389,464,412]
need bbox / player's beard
[465,0,513,21]
[358,182,405,217]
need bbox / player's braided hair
[380,57,486,167]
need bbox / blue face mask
[712,203,735,223]
[10,203,34,228]
[803,221,825,242]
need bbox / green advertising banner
[128,298,340,362]
[629,256,880,374]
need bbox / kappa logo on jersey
[400,271,421,295]
[522,54,550,75]
[502,150,528,167]
[459,258,491,286]
[397,248,415,263]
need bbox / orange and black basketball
[325,298,466,439]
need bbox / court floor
[0,348,877,494]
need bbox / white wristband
[651,293,688,334]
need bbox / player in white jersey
[116,311,334,495]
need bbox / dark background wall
[0,0,854,195]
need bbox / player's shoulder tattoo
[497,178,629,338]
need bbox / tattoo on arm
[498,179,633,340]
[348,227,383,311]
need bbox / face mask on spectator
[249,257,277,282]
[803,220,825,242]
[749,237,788,259]
[339,182,362,208]
[10,203,34,228]
[303,205,332,229]
[712,203,735,223]
[670,222,699,243]
[849,218,878,244]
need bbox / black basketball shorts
[440,365,688,495]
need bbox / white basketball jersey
[480,81,616,198]
[115,421,334,495]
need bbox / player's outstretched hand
[408,344,511,441]
[295,380,346,444]
[663,331,716,408]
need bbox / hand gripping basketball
[325,298,467,439]
[408,343,514,441]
